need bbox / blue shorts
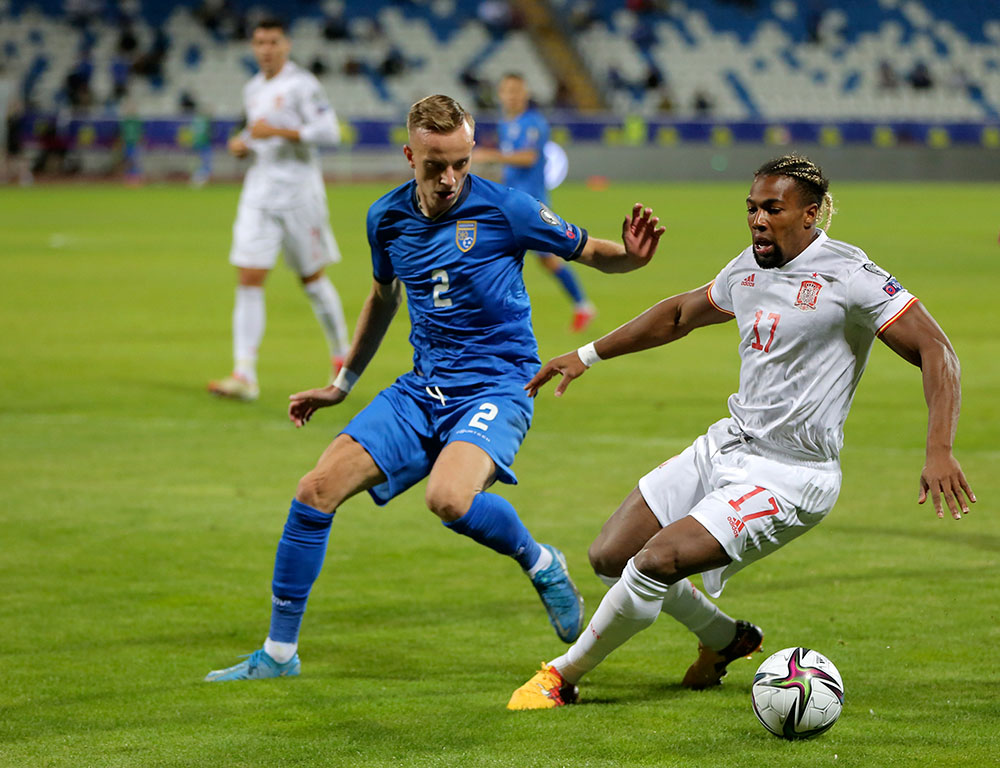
[342,372,534,506]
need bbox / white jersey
[707,230,917,463]
[238,61,340,210]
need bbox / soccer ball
[750,647,845,740]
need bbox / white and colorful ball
[750,647,844,740]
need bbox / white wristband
[577,342,602,368]
[332,367,359,394]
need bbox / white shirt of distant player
[239,61,340,210]
[708,230,917,463]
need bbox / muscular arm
[288,279,402,426]
[879,301,975,518]
[573,203,665,273]
[340,278,403,378]
[526,284,733,396]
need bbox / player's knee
[424,484,472,523]
[633,542,682,584]
[295,470,339,514]
[588,539,627,580]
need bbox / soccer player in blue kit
[205,94,665,681]
[475,73,597,332]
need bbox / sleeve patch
[882,277,904,296]
[539,205,560,226]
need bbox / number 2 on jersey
[432,269,452,308]
[750,310,781,353]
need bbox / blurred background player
[208,17,349,402]
[475,73,596,332]
[204,94,665,682]
[508,155,975,709]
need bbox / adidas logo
[741,273,755,287]
[728,516,746,537]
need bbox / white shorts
[638,418,842,597]
[229,198,340,277]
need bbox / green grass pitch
[1,177,997,768]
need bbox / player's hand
[525,350,588,398]
[228,136,249,157]
[288,385,347,427]
[250,119,276,139]
[621,203,665,269]
[918,450,976,520]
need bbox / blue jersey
[498,108,550,203]
[366,174,588,388]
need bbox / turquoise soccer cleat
[530,544,585,643]
[203,648,301,682]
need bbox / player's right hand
[228,136,249,157]
[525,350,588,398]
[288,385,347,427]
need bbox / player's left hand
[918,450,976,519]
[621,203,665,269]
[288,385,347,427]
[250,119,277,139]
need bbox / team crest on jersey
[794,279,822,311]
[456,220,477,252]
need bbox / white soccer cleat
[208,373,260,402]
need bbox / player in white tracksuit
[508,154,976,709]
[209,18,349,402]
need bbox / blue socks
[444,492,542,570]
[269,499,334,645]
[553,263,586,305]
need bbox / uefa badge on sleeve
[794,279,822,311]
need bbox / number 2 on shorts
[468,402,498,430]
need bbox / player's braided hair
[754,155,836,231]
[407,94,475,137]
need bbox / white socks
[525,545,554,578]
[550,563,739,684]
[303,276,349,358]
[660,578,737,651]
[233,286,265,382]
[549,558,668,684]
[264,637,297,664]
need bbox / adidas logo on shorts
[728,516,746,537]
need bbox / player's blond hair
[407,94,475,138]
[755,154,836,231]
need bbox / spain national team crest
[794,279,822,311]
[456,220,477,252]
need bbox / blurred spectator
[692,89,714,116]
[908,61,933,90]
[309,58,330,77]
[4,98,34,185]
[877,60,899,90]
[378,47,406,78]
[568,1,599,32]
[132,29,170,85]
[110,48,131,103]
[65,49,94,108]
[553,80,574,110]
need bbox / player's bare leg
[428,441,584,643]
[510,502,755,708]
[205,435,385,681]
[209,267,269,401]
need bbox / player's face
[251,27,290,78]
[498,77,529,117]
[746,175,819,269]
[405,123,475,219]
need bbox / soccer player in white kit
[209,18,349,402]
[508,155,976,709]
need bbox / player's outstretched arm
[526,284,732,398]
[575,203,665,273]
[879,301,976,519]
[289,279,402,427]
